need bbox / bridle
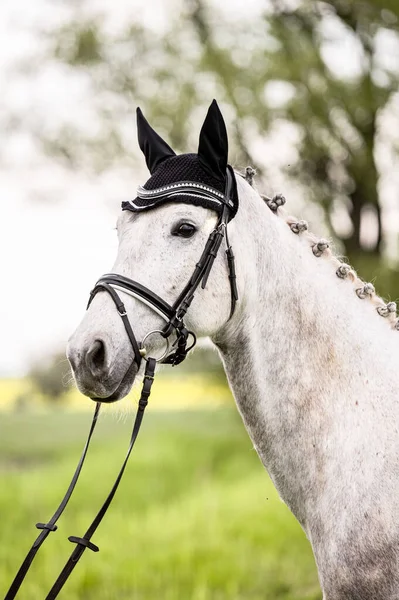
[89,166,238,370]
[5,168,238,599]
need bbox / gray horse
[68,101,399,599]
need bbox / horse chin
[102,362,138,403]
[103,366,138,402]
[88,361,138,404]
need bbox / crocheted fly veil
[122,100,238,221]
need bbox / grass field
[0,407,322,599]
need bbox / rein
[5,169,237,599]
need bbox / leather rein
[5,169,237,599]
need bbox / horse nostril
[86,340,107,376]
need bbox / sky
[0,0,398,376]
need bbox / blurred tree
[6,1,399,267]
[28,352,71,402]
[264,0,399,259]
[187,0,399,260]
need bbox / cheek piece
[4,167,238,600]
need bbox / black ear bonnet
[122,100,238,221]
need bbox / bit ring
[139,330,170,363]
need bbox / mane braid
[241,166,399,332]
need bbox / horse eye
[172,222,197,238]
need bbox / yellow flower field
[0,374,233,412]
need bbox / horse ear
[198,100,228,179]
[136,107,176,174]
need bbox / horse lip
[90,360,139,403]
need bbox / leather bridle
[5,168,238,599]
[89,166,238,369]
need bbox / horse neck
[213,179,399,524]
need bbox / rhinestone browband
[138,181,226,197]
[123,181,234,211]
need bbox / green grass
[0,408,321,599]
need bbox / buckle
[68,536,99,553]
[36,522,58,532]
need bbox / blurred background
[0,0,398,598]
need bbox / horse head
[67,100,247,401]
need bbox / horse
[67,100,399,599]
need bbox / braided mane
[243,166,399,332]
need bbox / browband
[127,181,235,212]
[122,165,238,223]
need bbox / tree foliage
[5,1,399,265]
[265,0,399,257]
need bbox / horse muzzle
[67,337,138,402]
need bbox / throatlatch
[5,99,239,599]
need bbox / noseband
[5,169,238,599]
